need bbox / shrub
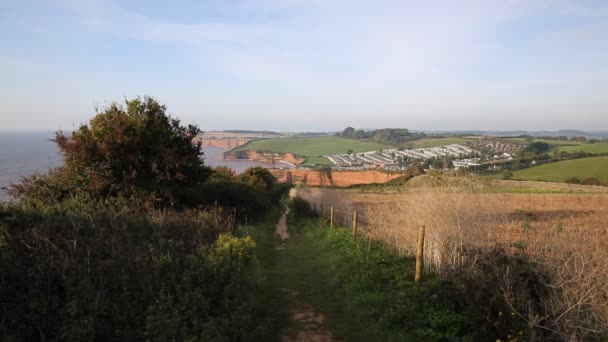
[502,170,514,180]
[10,97,211,209]
[290,197,316,220]
[0,205,263,341]
[209,166,236,183]
[238,167,276,190]
[581,177,601,186]
[564,176,581,184]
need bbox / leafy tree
[10,97,210,208]
[341,127,356,137]
[516,142,550,158]
[238,167,276,190]
[209,166,236,183]
[354,129,368,139]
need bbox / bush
[564,176,581,184]
[581,177,601,186]
[237,167,276,190]
[502,170,514,180]
[9,97,211,209]
[441,246,552,341]
[0,205,264,341]
[289,197,316,220]
[304,224,466,341]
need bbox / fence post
[330,206,334,229]
[415,225,426,284]
[352,210,358,239]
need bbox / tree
[341,127,356,137]
[516,142,550,158]
[209,166,236,183]
[238,167,276,190]
[346,149,354,155]
[11,97,210,207]
[354,129,367,139]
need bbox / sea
[0,131,293,201]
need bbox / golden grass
[293,176,608,339]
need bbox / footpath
[267,206,378,342]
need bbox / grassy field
[303,156,333,165]
[292,179,608,339]
[411,137,469,148]
[493,137,584,146]
[554,142,608,154]
[512,156,608,183]
[234,136,390,164]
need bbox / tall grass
[295,176,608,340]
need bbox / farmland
[411,137,470,148]
[553,141,608,154]
[233,136,390,164]
[291,175,608,339]
[512,156,608,183]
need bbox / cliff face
[194,138,251,149]
[270,169,402,187]
[224,150,305,166]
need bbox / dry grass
[293,176,608,340]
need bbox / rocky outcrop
[270,169,402,187]
[224,150,305,166]
[193,138,251,149]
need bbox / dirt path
[275,206,337,342]
[276,205,290,240]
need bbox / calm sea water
[0,132,292,201]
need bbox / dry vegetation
[294,176,608,340]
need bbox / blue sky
[1,0,607,132]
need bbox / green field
[234,136,390,164]
[512,156,608,183]
[554,142,608,154]
[493,137,584,146]
[412,137,469,148]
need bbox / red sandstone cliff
[270,169,402,187]
[193,138,251,149]
[224,150,305,166]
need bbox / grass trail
[254,208,381,341]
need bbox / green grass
[412,137,469,148]
[535,138,584,146]
[302,156,333,165]
[512,156,608,183]
[554,142,608,154]
[246,208,385,341]
[234,136,390,164]
[492,137,584,146]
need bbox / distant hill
[291,132,332,137]
[417,130,608,139]
[223,130,284,136]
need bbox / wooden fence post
[330,206,334,229]
[352,210,358,239]
[415,225,426,284]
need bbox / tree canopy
[11,97,211,208]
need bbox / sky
[1,0,607,132]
